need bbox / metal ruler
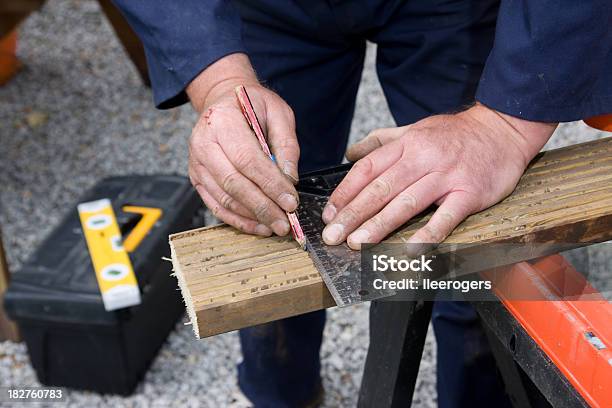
[297,165,395,307]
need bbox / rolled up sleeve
[111,0,246,109]
[476,0,612,122]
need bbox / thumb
[266,97,300,184]
[346,127,404,162]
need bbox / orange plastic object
[482,256,612,408]
[584,114,612,132]
[0,29,20,86]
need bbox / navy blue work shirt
[112,0,612,123]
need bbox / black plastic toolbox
[4,175,204,395]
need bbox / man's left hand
[322,103,557,250]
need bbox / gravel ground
[0,1,608,407]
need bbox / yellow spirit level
[77,199,141,311]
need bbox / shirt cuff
[475,0,612,123]
[148,46,247,109]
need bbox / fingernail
[322,204,337,224]
[283,160,299,184]
[255,224,272,236]
[322,224,344,245]
[403,238,434,257]
[348,229,370,250]
[271,219,290,236]
[279,193,298,212]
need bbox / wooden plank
[0,0,45,37]
[0,229,20,342]
[170,137,612,338]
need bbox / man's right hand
[186,53,300,237]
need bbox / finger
[222,127,299,213]
[266,101,300,184]
[406,191,476,244]
[194,185,272,236]
[345,127,405,162]
[322,160,426,245]
[346,173,446,250]
[205,143,292,236]
[191,162,256,219]
[323,140,404,224]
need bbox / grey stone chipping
[0,1,608,407]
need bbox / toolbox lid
[4,175,200,325]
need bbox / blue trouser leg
[238,312,327,407]
[432,302,513,408]
[233,0,509,406]
[235,2,366,406]
[236,1,367,172]
[370,1,510,406]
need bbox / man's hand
[187,53,300,237]
[322,104,557,250]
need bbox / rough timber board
[170,137,612,338]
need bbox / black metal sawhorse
[357,299,590,408]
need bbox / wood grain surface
[170,137,612,338]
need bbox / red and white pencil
[235,85,306,250]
